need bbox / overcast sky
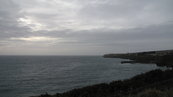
[0,0,173,55]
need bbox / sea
[0,56,162,97]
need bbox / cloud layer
[0,0,173,55]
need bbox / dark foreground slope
[32,69,173,97]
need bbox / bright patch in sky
[18,17,45,31]
[11,36,58,42]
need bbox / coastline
[31,69,173,97]
[31,50,173,97]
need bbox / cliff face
[103,50,173,67]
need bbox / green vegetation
[126,89,173,97]
[32,69,173,97]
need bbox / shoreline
[31,50,173,97]
[31,69,173,97]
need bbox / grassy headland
[104,50,173,67]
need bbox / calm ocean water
[0,56,160,97]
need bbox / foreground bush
[127,89,173,97]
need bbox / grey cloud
[79,0,173,18]
[35,22,173,48]
[0,0,31,39]
[78,0,173,28]
[0,0,173,55]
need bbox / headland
[104,50,173,67]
